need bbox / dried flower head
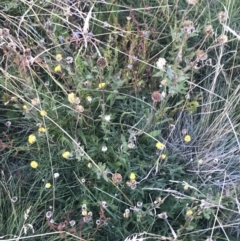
[97,57,107,68]
[101,146,107,152]
[160,79,167,86]
[31,98,40,106]
[5,121,11,127]
[83,214,92,223]
[182,128,187,135]
[66,56,73,64]
[169,124,176,131]
[1,28,10,37]
[158,212,168,219]
[96,219,101,225]
[186,0,198,5]
[128,141,136,149]
[54,173,60,178]
[151,91,161,102]
[196,50,208,61]
[217,11,228,23]
[156,57,166,70]
[75,105,84,113]
[46,211,52,219]
[11,196,18,202]
[104,115,111,121]
[204,25,214,37]
[101,201,107,208]
[183,20,195,34]
[69,220,76,226]
[112,173,122,184]
[217,34,228,44]
[137,201,143,207]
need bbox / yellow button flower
[45,183,51,188]
[67,93,80,104]
[62,151,71,159]
[38,127,46,133]
[156,142,165,150]
[68,93,75,104]
[28,134,36,144]
[129,172,136,181]
[40,110,47,116]
[30,161,38,169]
[87,163,92,168]
[82,210,88,216]
[184,135,191,143]
[183,184,189,190]
[54,65,61,72]
[98,82,106,89]
[23,105,28,110]
[186,209,193,216]
[198,159,203,164]
[86,96,92,103]
[161,154,167,160]
[56,53,62,62]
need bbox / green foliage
[0,0,240,241]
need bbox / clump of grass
[1,0,240,241]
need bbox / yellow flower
[45,183,51,188]
[62,151,71,159]
[161,154,167,160]
[82,210,88,216]
[123,212,129,218]
[129,172,136,181]
[98,82,106,89]
[68,93,75,104]
[184,135,191,143]
[30,161,38,169]
[28,134,36,144]
[56,53,62,62]
[86,96,92,103]
[186,209,193,216]
[38,127,46,133]
[23,105,28,110]
[183,184,189,190]
[54,65,61,72]
[87,163,92,168]
[40,110,47,116]
[67,93,80,104]
[156,142,165,150]
[198,159,203,164]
